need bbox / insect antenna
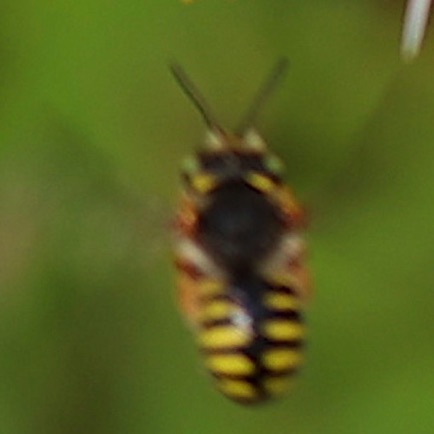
[170,63,223,133]
[236,58,289,135]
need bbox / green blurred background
[1,0,434,433]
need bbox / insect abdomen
[198,276,305,404]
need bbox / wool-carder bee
[171,59,310,404]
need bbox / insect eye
[242,129,266,151]
[264,154,284,175]
[204,129,226,150]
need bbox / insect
[171,59,310,404]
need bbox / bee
[171,59,310,404]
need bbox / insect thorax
[197,179,284,272]
[182,133,287,274]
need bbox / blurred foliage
[0,0,434,433]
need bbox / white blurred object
[401,0,432,61]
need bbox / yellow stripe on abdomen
[199,325,251,349]
[200,299,235,322]
[262,348,303,371]
[217,378,259,401]
[263,292,300,311]
[205,353,255,376]
[262,319,305,341]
